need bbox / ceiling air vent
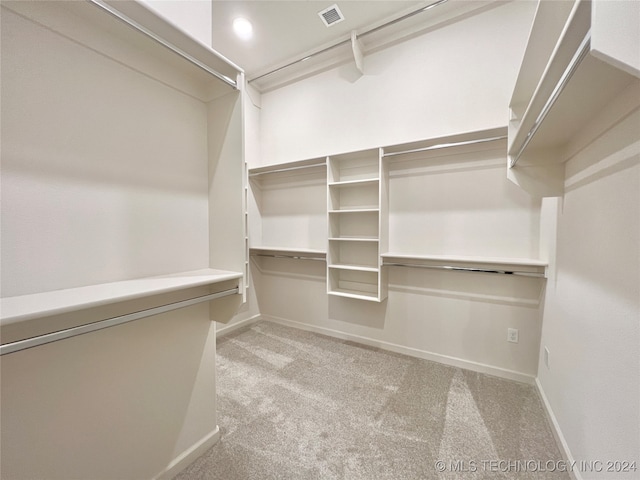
[318,4,345,27]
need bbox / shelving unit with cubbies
[327,149,388,301]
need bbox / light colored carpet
[176,321,569,479]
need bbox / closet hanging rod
[384,262,545,278]
[248,0,448,84]
[383,135,507,158]
[87,0,239,89]
[251,253,326,262]
[0,287,239,356]
[249,163,327,177]
[509,32,591,168]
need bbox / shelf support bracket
[351,31,365,76]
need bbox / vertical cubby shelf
[327,149,387,301]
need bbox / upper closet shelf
[508,0,639,170]
[382,127,507,160]
[249,158,327,177]
[1,0,243,102]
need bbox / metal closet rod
[249,163,327,177]
[384,262,545,278]
[0,287,240,356]
[248,0,448,84]
[509,32,591,168]
[251,253,326,261]
[383,135,507,158]
[87,0,238,89]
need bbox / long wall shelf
[0,269,243,354]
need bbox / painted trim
[262,314,536,385]
[153,426,221,480]
[216,313,262,337]
[535,378,580,480]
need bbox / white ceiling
[209,0,499,91]
[211,1,421,75]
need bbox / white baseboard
[153,427,220,480]
[216,313,261,338]
[535,378,580,480]
[262,315,536,385]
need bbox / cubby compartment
[328,239,379,269]
[328,149,380,183]
[328,181,379,211]
[328,268,380,301]
[328,210,379,239]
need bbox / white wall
[249,1,543,382]
[1,6,210,297]
[259,1,536,164]
[537,107,640,479]
[388,143,541,259]
[1,300,218,480]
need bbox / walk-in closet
[1,0,638,478]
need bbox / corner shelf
[507,0,640,196]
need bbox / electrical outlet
[507,328,519,343]
[544,347,550,369]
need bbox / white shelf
[329,237,379,242]
[328,208,379,214]
[327,149,385,302]
[382,127,507,161]
[2,1,241,102]
[327,288,380,302]
[248,158,326,177]
[328,178,379,187]
[328,264,379,273]
[508,0,639,170]
[250,246,326,258]
[382,253,547,267]
[1,268,243,325]
[382,253,546,278]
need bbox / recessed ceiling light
[233,17,253,40]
